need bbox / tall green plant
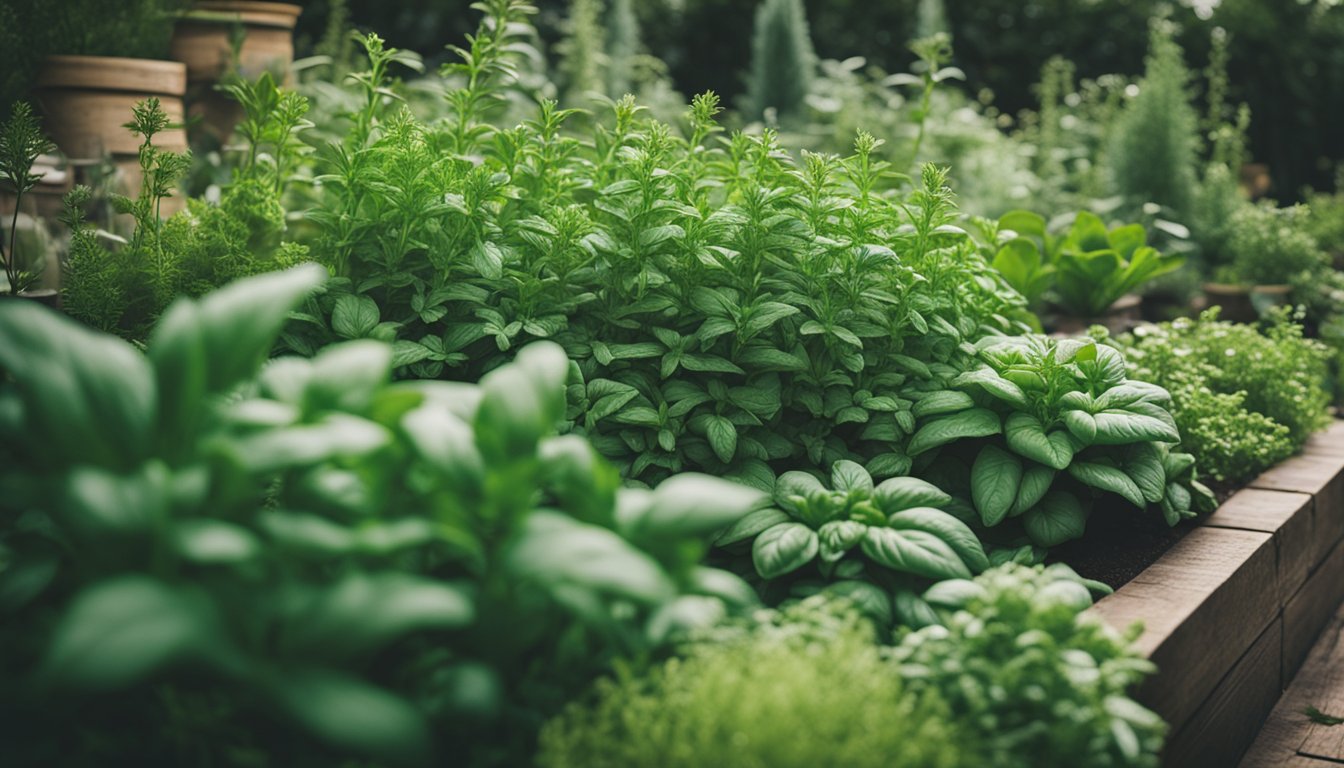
[606,0,640,98]
[557,0,607,105]
[0,102,54,294]
[1108,19,1200,217]
[742,0,817,121]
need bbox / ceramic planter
[34,55,188,216]
[1202,282,1258,323]
[1049,293,1144,336]
[170,1,303,141]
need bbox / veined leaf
[907,408,1001,456]
[971,445,1022,527]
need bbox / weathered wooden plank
[1240,602,1344,768]
[1205,488,1315,607]
[1294,603,1344,761]
[1164,619,1282,768]
[1283,537,1344,680]
[1251,430,1344,568]
[1092,526,1277,733]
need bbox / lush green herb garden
[2,0,1342,765]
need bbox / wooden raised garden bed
[1090,420,1344,768]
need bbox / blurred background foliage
[283,0,1344,199]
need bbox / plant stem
[6,199,21,294]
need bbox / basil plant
[0,266,763,767]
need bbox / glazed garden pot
[34,55,188,216]
[1050,293,1144,336]
[171,1,303,141]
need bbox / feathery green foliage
[1108,18,1200,217]
[0,102,55,294]
[1115,310,1334,481]
[557,0,607,105]
[537,597,968,768]
[742,0,817,120]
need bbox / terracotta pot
[34,55,188,217]
[1250,283,1292,315]
[171,2,302,141]
[1202,282,1257,323]
[1050,293,1144,337]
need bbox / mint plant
[0,266,763,767]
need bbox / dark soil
[1051,479,1240,590]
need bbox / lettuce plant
[981,210,1184,317]
[0,267,762,767]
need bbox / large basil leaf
[716,507,791,546]
[873,476,953,513]
[830,460,874,492]
[1069,460,1146,507]
[952,367,1027,407]
[1126,443,1168,504]
[887,507,989,573]
[818,520,868,563]
[752,522,819,578]
[508,511,676,603]
[1012,464,1056,516]
[42,577,219,690]
[1003,412,1074,470]
[971,445,1022,527]
[911,390,974,418]
[907,407,1002,456]
[1091,406,1180,445]
[861,527,971,580]
[0,301,155,470]
[1022,491,1088,547]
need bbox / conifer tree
[742,0,817,121]
[1107,18,1200,217]
[606,0,640,98]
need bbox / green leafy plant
[741,0,817,121]
[0,266,764,767]
[982,210,1184,317]
[911,334,1214,547]
[537,596,969,768]
[716,459,988,625]
[1221,202,1328,287]
[1114,310,1333,481]
[0,101,55,294]
[892,562,1166,768]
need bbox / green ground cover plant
[0,266,762,767]
[1113,310,1333,482]
[536,597,967,768]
